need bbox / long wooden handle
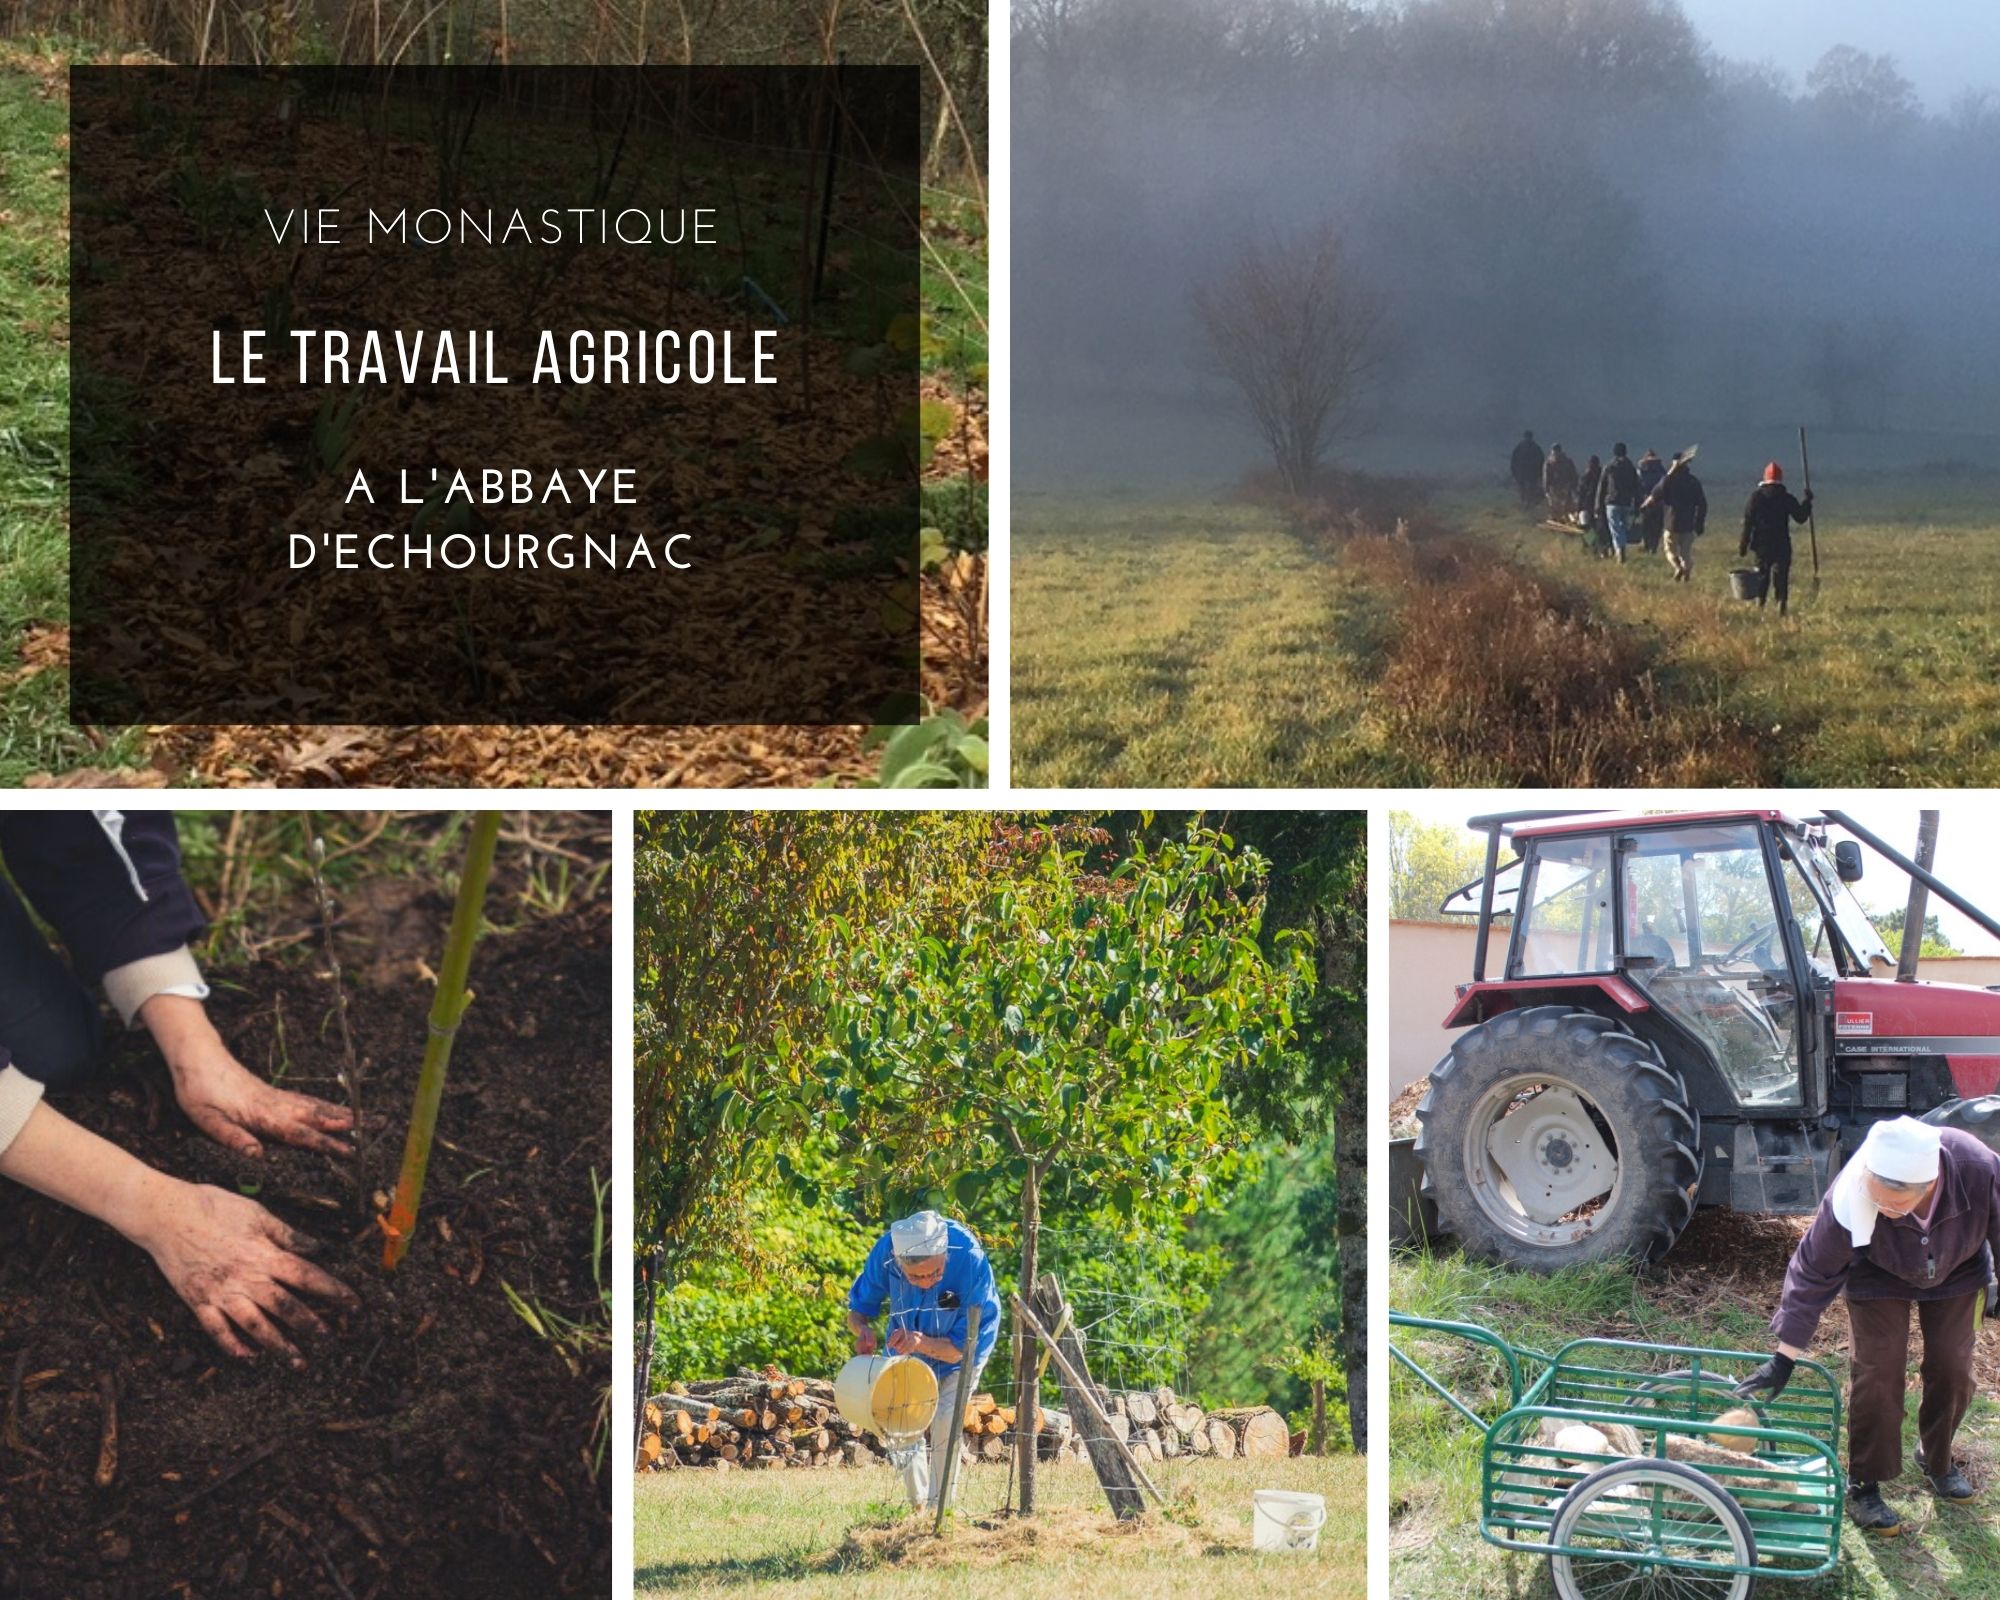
[1800,425,1820,575]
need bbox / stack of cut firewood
[639,1375,880,1472]
[1086,1387,1292,1461]
[636,1372,1294,1471]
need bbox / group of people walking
[1512,430,1815,616]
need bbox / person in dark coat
[1595,442,1642,562]
[1740,461,1814,616]
[1543,443,1580,518]
[1736,1117,2000,1536]
[1643,452,1707,581]
[1576,454,1605,553]
[1510,431,1543,509]
[0,814,360,1366]
[1635,450,1668,554]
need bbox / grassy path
[1451,480,2000,786]
[637,1454,1363,1599]
[1013,495,1407,786]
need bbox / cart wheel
[1631,1370,1768,1428]
[1548,1457,1757,1600]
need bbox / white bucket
[833,1354,939,1440]
[1251,1488,1326,1553]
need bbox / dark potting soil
[0,902,612,1600]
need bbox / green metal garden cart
[1391,1311,1845,1600]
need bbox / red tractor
[1414,807,2000,1269]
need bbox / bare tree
[1191,222,1386,493]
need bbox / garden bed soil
[0,903,611,1599]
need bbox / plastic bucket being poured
[1251,1488,1327,1553]
[833,1354,939,1441]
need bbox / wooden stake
[1013,1290,1164,1514]
[932,1304,981,1534]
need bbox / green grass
[1012,494,1409,785]
[636,1453,1362,1598]
[0,55,139,781]
[1447,476,2000,785]
[1015,473,2000,787]
[1391,1246,2000,1599]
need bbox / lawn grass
[1391,1243,2000,1599]
[1447,476,2000,786]
[1012,494,1410,786]
[1015,473,2000,788]
[636,1453,1362,1599]
[0,49,145,781]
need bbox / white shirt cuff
[0,1065,46,1157]
[102,948,211,1028]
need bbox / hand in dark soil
[169,1040,357,1159]
[139,1183,360,1367]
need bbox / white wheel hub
[1486,1086,1614,1225]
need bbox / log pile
[639,1375,881,1472]
[1084,1387,1292,1462]
[636,1372,1295,1471]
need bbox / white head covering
[890,1209,948,1261]
[1830,1117,1943,1246]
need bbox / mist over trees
[1014,0,2000,483]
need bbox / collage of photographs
[0,3,1994,1599]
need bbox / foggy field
[1012,498,1407,787]
[635,1454,1363,1599]
[1015,473,2000,789]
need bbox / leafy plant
[848,706,988,789]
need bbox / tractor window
[1514,836,1614,975]
[1777,852,1836,978]
[1619,823,1803,1108]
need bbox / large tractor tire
[1416,1006,1701,1270]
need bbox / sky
[1678,0,2000,109]
[1397,798,2000,955]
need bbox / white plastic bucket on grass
[833,1354,938,1441]
[1252,1489,1326,1553]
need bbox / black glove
[1734,1352,1795,1400]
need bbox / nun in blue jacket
[847,1208,1002,1509]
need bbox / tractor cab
[1416,808,2000,1270]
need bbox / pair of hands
[138,1000,363,1365]
[852,1324,926,1358]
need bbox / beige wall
[1389,919,1479,1096]
[1387,921,2000,1098]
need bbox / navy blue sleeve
[0,812,204,984]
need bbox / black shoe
[1916,1449,1979,1501]
[1849,1482,1905,1534]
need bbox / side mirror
[1834,841,1863,883]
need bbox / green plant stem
[382,810,502,1270]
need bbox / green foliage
[1187,1136,1337,1415]
[651,1191,876,1384]
[794,817,1309,1232]
[1871,906,1959,959]
[633,812,989,1275]
[844,705,988,788]
[1387,809,1488,922]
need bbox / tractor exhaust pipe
[1825,808,2000,947]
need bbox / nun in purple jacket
[1734,1116,2000,1537]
